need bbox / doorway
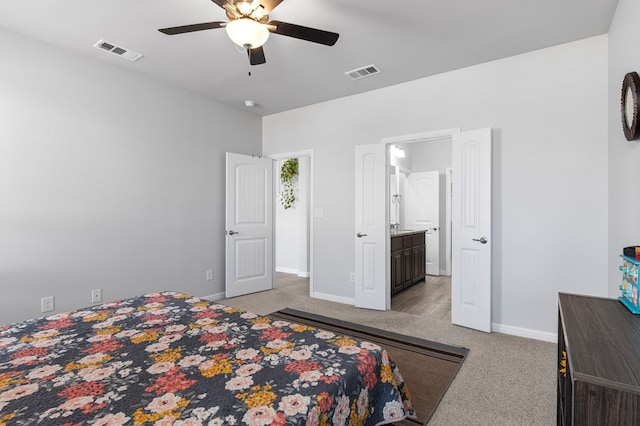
[270,150,314,295]
[354,127,492,331]
[387,138,452,317]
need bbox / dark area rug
[269,308,469,425]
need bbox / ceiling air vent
[345,64,381,80]
[93,39,143,62]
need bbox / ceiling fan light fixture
[225,18,269,48]
[236,1,254,15]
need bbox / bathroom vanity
[390,230,426,295]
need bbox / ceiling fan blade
[248,46,266,65]
[256,0,285,14]
[210,0,228,9]
[268,20,339,46]
[158,21,226,35]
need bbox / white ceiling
[0,0,619,116]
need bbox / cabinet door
[391,250,404,294]
[413,244,426,282]
[403,248,413,287]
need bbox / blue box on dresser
[619,255,640,313]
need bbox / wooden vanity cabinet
[391,231,426,295]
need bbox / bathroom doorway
[388,137,453,318]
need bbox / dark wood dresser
[558,293,640,425]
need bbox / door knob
[473,237,488,244]
[432,227,440,231]
[357,233,367,238]
[227,230,238,235]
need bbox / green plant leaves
[280,158,298,209]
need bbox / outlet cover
[206,270,213,281]
[91,289,102,304]
[41,296,54,313]
[349,272,355,282]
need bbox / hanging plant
[280,158,298,209]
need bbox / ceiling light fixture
[225,18,270,49]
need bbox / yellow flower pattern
[0,292,415,425]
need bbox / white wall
[608,0,640,296]
[263,35,609,337]
[0,28,262,324]
[275,156,310,276]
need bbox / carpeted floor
[270,308,469,424]
[215,275,557,425]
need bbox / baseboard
[310,291,355,306]
[276,267,310,278]
[492,322,557,343]
[201,292,225,302]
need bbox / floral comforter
[0,292,415,425]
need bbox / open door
[407,171,440,276]
[225,153,274,298]
[354,144,388,310]
[451,128,492,332]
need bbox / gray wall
[263,35,608,338]
[0,28,262,324]
[608,0,640,296]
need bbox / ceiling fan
[158,0,339,66]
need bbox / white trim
[311,291,355,306]
[276,267,300,275]
[276,267,310,277]
[492,323,557,343]
[201,292,225,302]
[381,128,461,145]
[268,149,315,297]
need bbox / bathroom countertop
[390,229,425,237]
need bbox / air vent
[93,39,143,62]
[345,64,381,80]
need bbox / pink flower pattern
[0,292,415,425]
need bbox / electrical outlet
[349,272,355,282]
[91,289,102,304]
[41,296,54,313]
[206,269,214,281]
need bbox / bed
[0,291,415,425]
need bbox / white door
[225,153,274,298]
[451,128,492,332]
[354,144,388,310]
[408,171,440,276]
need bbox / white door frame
[269,150,314,296]
[445,167,453,276]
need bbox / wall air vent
[93,39,143,62]
[345,64,381,80]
